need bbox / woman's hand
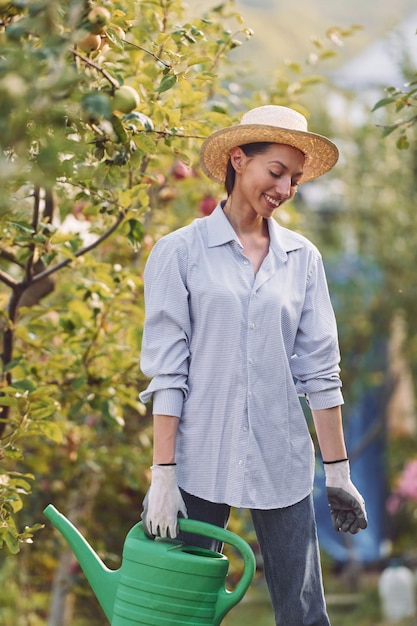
[324,460,368,534]
[142,465,188,538]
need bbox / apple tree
[0,0,255,555]
[372,65,417,149]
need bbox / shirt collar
[267,216,304,262]
[206,203,304,261]
[206,203,240,248]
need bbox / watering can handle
[177,517,256,624]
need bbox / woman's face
[230,143,305,217]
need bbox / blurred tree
[369,31,417,557]
[373,69,417,150]
[0,0,253,551]
[0,1,255,621]
[298,56,417,562]
[0,0,361,621]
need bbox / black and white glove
[141,465,188,538]
[324,459,368,534]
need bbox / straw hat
[199,105,339,184]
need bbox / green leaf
[0,396,18,407]
[381,125,398,138]
[71,376,87,391]
[300,75,325,86]
[396,135,410,150]
[318,50,338,60]
[110,114,128,144]
[100,399,125,427]
[372,96,397,112]
[394,101,408,112]
[157,74,177,93]
[4,530,20,554]
[4,447,23,461]
[9,498,23,514]
[13,379,36,393]
[105,27,125,48]
[11,477,32,493]
[28,420,63,443]
[285,61,302,74]
[82,92,112,121]
[126,218,144,249]
[7,472,34,481]
[134,133,156,154]
[187,56,211,67]
[124,111,154,131]
[24,523,44,534]
[9,220,33,234]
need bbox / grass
[223,572,416,626]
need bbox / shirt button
[243,259,249,265]
[238,460,244,466]
[249,323,256,329]
[248,357,253,364]
[242,426,248,433]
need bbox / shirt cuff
[305,388,344,411]
[152,388,184,417]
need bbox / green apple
[87,6,111,34]
[112,85,140,114]
[78,32,101,53]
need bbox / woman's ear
[229,146,246,173]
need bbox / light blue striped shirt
[139,204,344,509]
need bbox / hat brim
[199,123,339,184]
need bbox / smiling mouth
[263,193,281,208]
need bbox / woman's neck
[223,195,267,237]
[223,196,270,274]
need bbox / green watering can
[44,504,255,626]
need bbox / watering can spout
[44,504,119,622]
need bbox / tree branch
[0,246,23,267]
[30,209,126,284]
[0,268,18,289]
[24,186,41,284]
[71,48,120,90]
[125,40,171,68]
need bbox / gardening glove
[324,459,368,534]
[141,464,188,539]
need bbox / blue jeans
[178,490,330,626]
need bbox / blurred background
[0,0,417,624]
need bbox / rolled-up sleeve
[290,254,344,410]
[139,237,191,417]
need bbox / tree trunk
[47,547,77,626]
[47,473,101,626]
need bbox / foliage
[386,455,417,537]
[372,33,417,150]
[384,433,417,555]
[0,0,255,553]
[369,31,417,384]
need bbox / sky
[195,0,417,86]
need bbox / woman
[139,105,367,626]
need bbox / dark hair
[225,142,274,196]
